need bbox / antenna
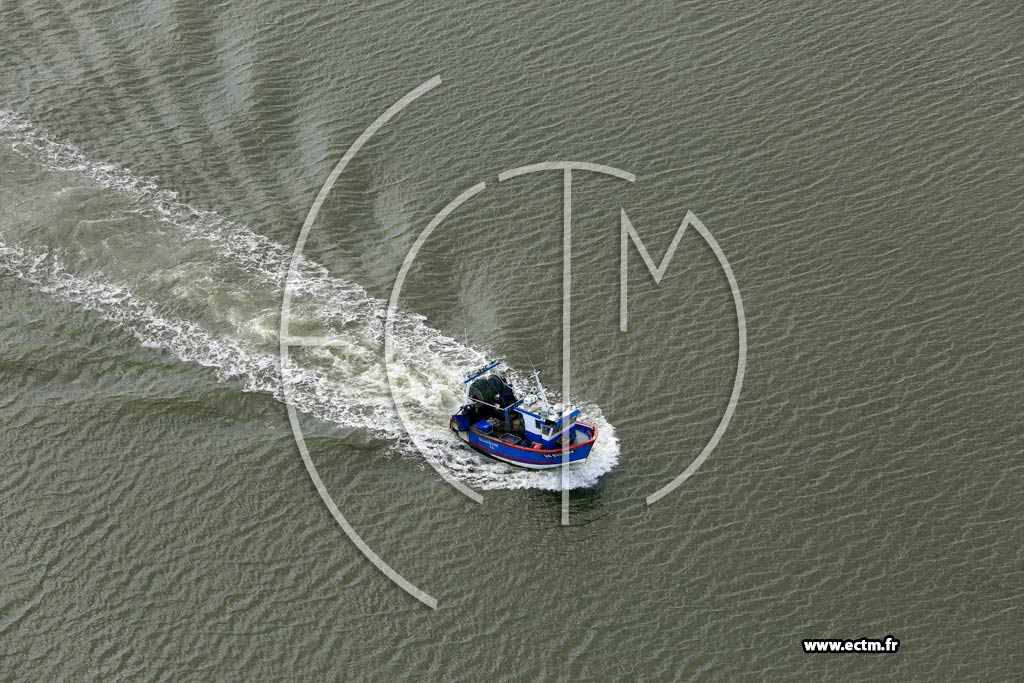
[525,350,538,375]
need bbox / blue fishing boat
[449,360,598,469]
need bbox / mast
[533,370,551,414]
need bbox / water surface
[1,1,1021,681]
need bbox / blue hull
[460,423,597,470]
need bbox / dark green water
[1,1,1022,681]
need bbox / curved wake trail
[0,110,619,491]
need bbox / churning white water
[0,110,619,491]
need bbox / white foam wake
[0,110,619,491]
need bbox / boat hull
[456,422,597,470]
